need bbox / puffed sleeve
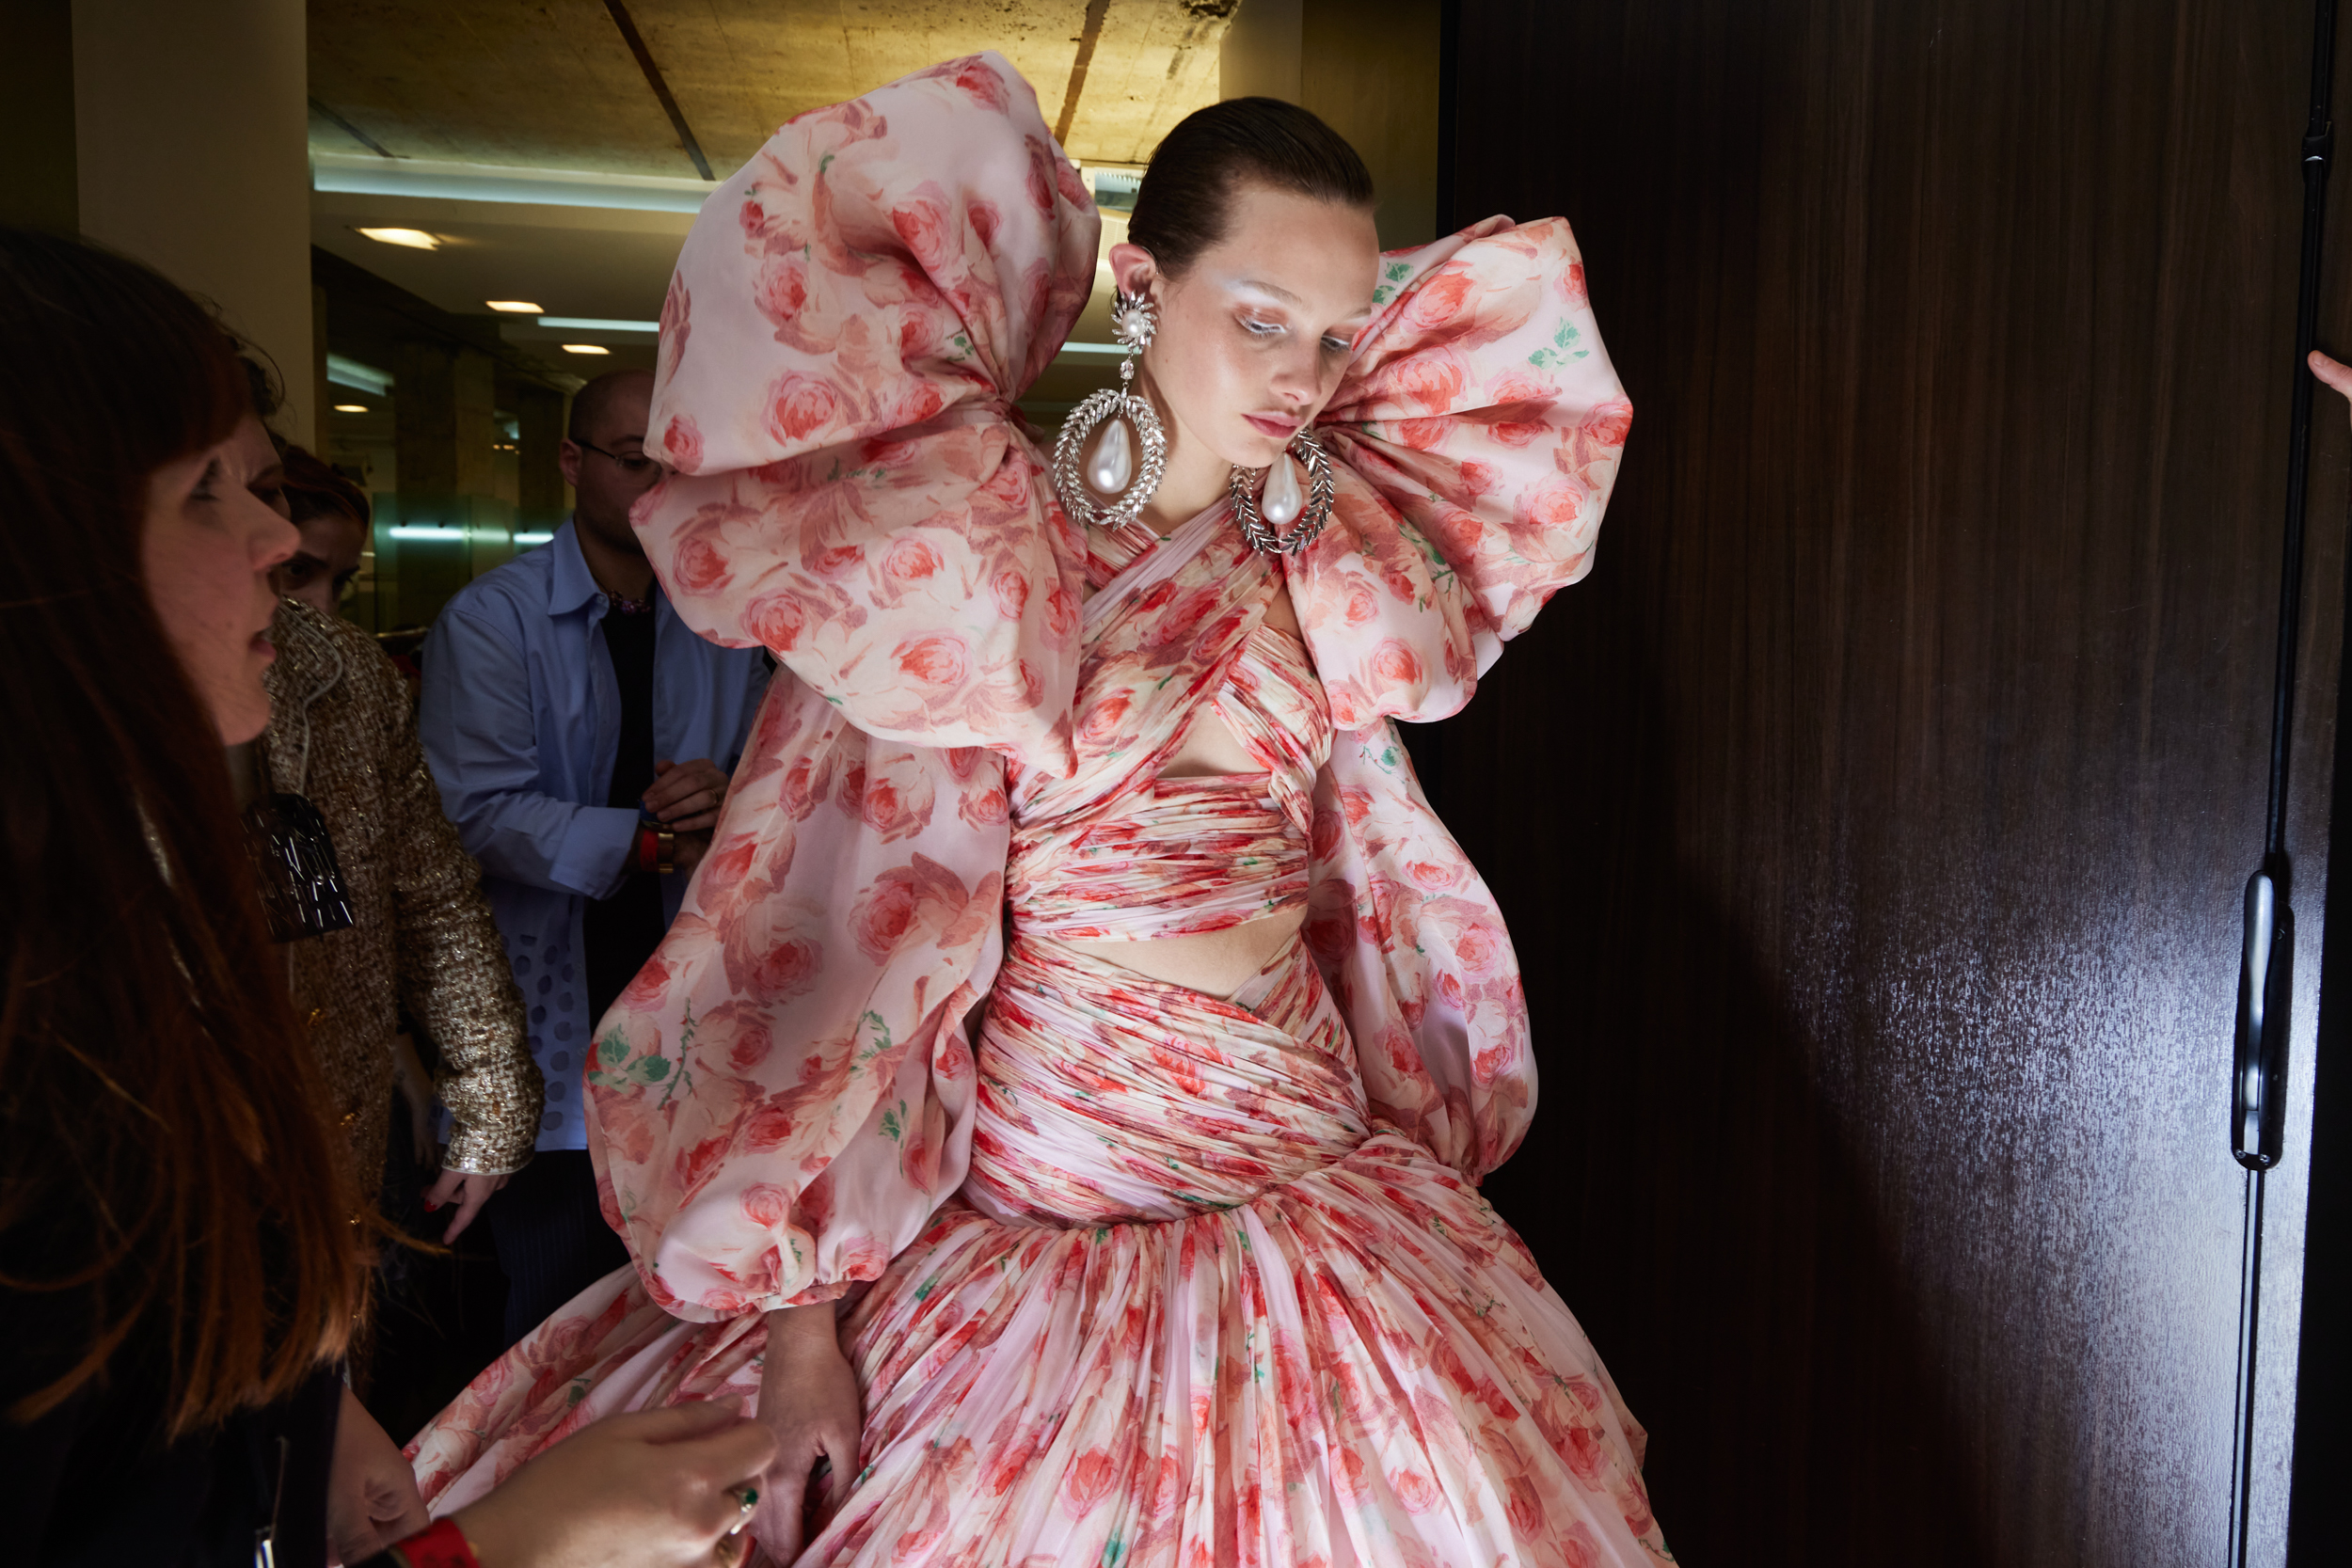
[1289,215,1632,728]
[585,680,1009,1320]
[633,50,1098,776]
[584,53,1079,1319]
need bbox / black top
[583,599,666,1025]
[2,1265,342,1568]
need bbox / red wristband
[634,824,659,876]
[387,1518,479,1568]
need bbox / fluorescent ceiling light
[389,525,469,540]
[332,404,370,413]
[326,354,393,395]
[1057,342,1126,356]
[314,153,711,214]
[356,226,440,249]
[561,343,611,356]
[535,316,659,333]
[486,300,544,313]
[513,531,554,546]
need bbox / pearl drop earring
[1051,291,1167,530]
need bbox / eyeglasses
[576,439,660,477]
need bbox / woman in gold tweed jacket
[260,553,544,1229]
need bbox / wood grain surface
[1432,2,2349,1560]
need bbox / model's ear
[1106,242,1159,301]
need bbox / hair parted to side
[0,227,359,1435]
[1128,97,1376,278]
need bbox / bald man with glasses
[420,369,771,1344]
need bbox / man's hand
[421,1165,509,1243]
[643,757,729,832]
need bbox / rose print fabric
[409,51,1661,1565]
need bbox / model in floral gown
[408,52,1663,1568]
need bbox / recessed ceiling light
[561,343,611,356]
[485,300,543,313]
[356,227,440,249]
[332,404,369,413]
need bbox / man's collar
[546,517,604,616]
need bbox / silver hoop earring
[1230,426,1336,554]
[1051,291,1168,531]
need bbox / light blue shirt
[420,520,770,1150]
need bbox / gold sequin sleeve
[360,639,546,1173]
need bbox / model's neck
[1133,369,1232,535]
[575,516,655,600]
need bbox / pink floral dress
[407,52,1665,1567]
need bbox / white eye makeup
[1226,281,1368,356]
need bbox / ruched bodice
[1006,623,1327,942]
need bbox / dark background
[1418,1,2352,1560]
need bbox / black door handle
[2232,861,2291,1171]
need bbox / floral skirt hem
[408,1129,1670,1568]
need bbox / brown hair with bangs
[0,227,360,1434]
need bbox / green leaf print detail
[597,1033,628,1069]
[589,1042,678,1092]
[1370,258,1415,305]
[1528,318,1584,370]
[880,1099,909,1144]
[913,1273,941,1302]
[851,1010,896,1071]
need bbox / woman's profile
[410,54,1663,1566]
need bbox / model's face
[141,414,301,744]
[1112,182,1382,473]
[276,512,367,618]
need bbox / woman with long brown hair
[0,226,777,1567]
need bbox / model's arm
[371,639,544,1180]
[421,605,639,900]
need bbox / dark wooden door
[1429,2,2348,1561]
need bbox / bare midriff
[1062,580,1310,999]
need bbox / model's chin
[1222,430,1295,474]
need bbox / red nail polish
[422,1199,438,1212]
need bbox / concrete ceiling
[308,1,1228,402]
[308,0,1237,177]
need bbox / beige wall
[1,1,79,234]
[1220,0,1441,252]
[1220,0,1303,103]
[72,0,315,444]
